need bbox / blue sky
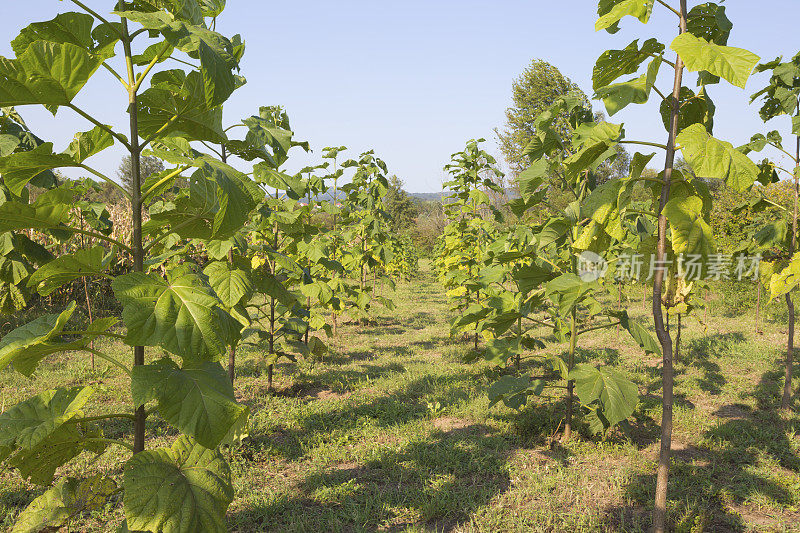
[2,1,798,192]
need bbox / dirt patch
[431,417,472,432]
[713,403,751,419]
[302,387,351,401]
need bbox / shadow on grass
[607,358,800,531]
[228,422,511,532]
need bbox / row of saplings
[436,2,800,532]
[0,2,417,531]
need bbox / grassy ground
[1,260,799,531]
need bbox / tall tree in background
[496,59,589,177]
[117,155,164,195]
[385,175,419,233]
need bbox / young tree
[384,175,418,233]
[117,154,164,195]
[589,1,759,529]
[748,51,800,409]
[496,59,588,176]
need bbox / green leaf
[570,364,638,431]
[138,71,226,144]
[686,3,732,46]
[66,126,114,163]
[0,143,78,196]
[0,303,80,377]
[12,475,117,533]
[487,375,544,409]
[612,310,661,355]
[0,41,104,107]
[593,38,664,90]
[113,267,230,361]
[0,189,73,232]
[517,158,548,202]
[147,160,259,240]
[10,422,106,486]
[659,86,715,134]
[670,32,759,89]
[131,358,248,449]
[769,252,800,300]
[203,260,253,308]
[0,386,93,451]
[677,123,758,192]
[28,246,107,296]
[596,0,654,32]
[123,436,233,533]
[595,56,660,116]
[663,195,715,256]
[545,273,597,316]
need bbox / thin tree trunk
[652,3,687,530]
[122,17,146,455]
[617,281,622,339]
[674,313,682,364]
[80,212,95,372]
[782,136,799,410]
[564,307,577,442]
[220,145,237,385]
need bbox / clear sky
[1,1,798,192]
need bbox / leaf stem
[70,0,124,39]
[656,0,681,18]
[83,348,131,376]
[620,140,669,150]
[85,437,135,452]
[79,164,131,200]
[101,63,130,90]
[67,104,132,151]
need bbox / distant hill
[409,191,447,202]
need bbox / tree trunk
[564,307,577,442]
[122,17,146,456]
[220,145,237,385]
[652,3,687,531]
[782,136,799,410]
[674,313,682,364]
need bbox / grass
[1,260,799,531]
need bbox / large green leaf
[131,358,247,449]
[147,160,259,240]
[112,267,229,361]
[593,38,664,90]
[113,11,239,107]
[663,195,715,257]
[138,71,225,143]
[596,0,654,32]
[12,475,117,533]
[0,143,79,195]
[123,435,233,533]
[203,259,253,308]
[66,126,114,163]
[670,32,759,89]
[0,188,73,232]
[27,246,107,296]
[9,421,106,486]
[0,41,104,107]
[0,386,93,451]
[595,56,661,116]
[769,252,800,300]
[570,364,638,432]
[544,273,598,316]
[0,303,77,377]
[611,309,661,355]
[677,123,758,192]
